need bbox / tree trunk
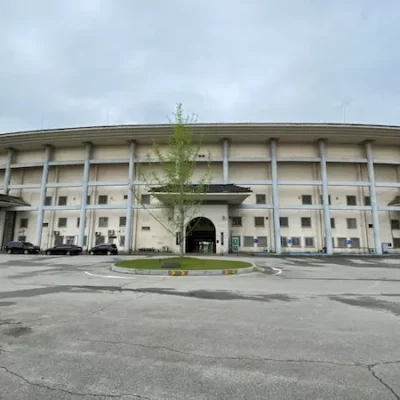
[179,209,185,257]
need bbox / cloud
[0,0,399,133]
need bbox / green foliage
[132,103,212,256]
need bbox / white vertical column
[222,138,229,184]
[270,139,281,254]
[125,140,136,253]
[35,145,52,247]
[319,139,333,254]
[3,148,14,194]
[365,141,382,254]
[78,142,92,248]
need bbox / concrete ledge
[111,264,256,276]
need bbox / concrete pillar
[78,142,92,248]
[319,139,333,255]
[270,139,281,254]
[35,145,52,247]
[222,138,229,184]
[365,141,382,254]
[125,141,136,253]
[3,148,14,194]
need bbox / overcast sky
[1,0,399,133]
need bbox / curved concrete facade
[0,123,399,254]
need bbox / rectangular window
[176,232,181,245]
[84,236,87,246]
[142,226,150,231]
[141,194,150,204]
[390,219,400,230]
[258,236,267,247]
[77,218,80,228]
[19,218,29,228]
[302,195,312,205]
[364,196,371,206]
[119,236,125,247]
[54,235,64,246]
[123,194,128,200]
[58,218,67,228]
[347,218,357,229]
[330,218,335,229]
[231,216,242,227]
[281,236,288,247]
[87,195,91,205]
[95,235,105,246]
[45,196,52,206]
[58,196,67,206]
[291,237,301,247]
[221,232,224,246]
[256,194,266,204]
[393,238,400,248]
[66,236,75,245]
[243,236,254,247]
[42,222,49,227]
[301,217,312,228]
[305,237,314,247]
[119,216,127,227]
[17,235,26,242]
[98,195,108,205]
[337,237,347,248]
[254,217,265,227]
[350,237,360,248]
[280,217,289,228]
[320,195,331,205]
[98,217,109,228]
[346,195,357,206]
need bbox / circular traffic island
[112,257,255,276]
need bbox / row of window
[255,194,372,206]
[231,217,400,230]
[41,194,374,207]
[43,194,151,206]
[18,216,400,231]
[232,236,400,249]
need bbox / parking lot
[0,254,399,399]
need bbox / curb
[111,263,256,276]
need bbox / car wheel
[107,251,112,255]
[23,249,29,255]
[46,251,52,255]
[89,251,94,255]
[66,251,71,256]
[7,249,12,254]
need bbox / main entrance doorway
[185,217,216,253]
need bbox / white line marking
[271,267,283,275]
[85,271,136,279]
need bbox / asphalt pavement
[0,254,399,399]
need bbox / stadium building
[0,123,399,255]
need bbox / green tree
[132,104,212,256]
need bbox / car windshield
[23,242,33,246]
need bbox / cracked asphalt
[0,254,399,399]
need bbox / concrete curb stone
[111,263,256,276]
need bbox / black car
[89,244,118,255]
[45,244,83,256]
[5,241,40,254]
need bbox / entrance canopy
[150,184,252,205]
[0,194,30,208]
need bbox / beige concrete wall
[229,143,270,158]
[15,150,44,163]
[53,147,85,162]
[4,140,400,253]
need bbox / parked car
[45,244,83,256]
[5,241,40,254]
[88,244,118,255]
